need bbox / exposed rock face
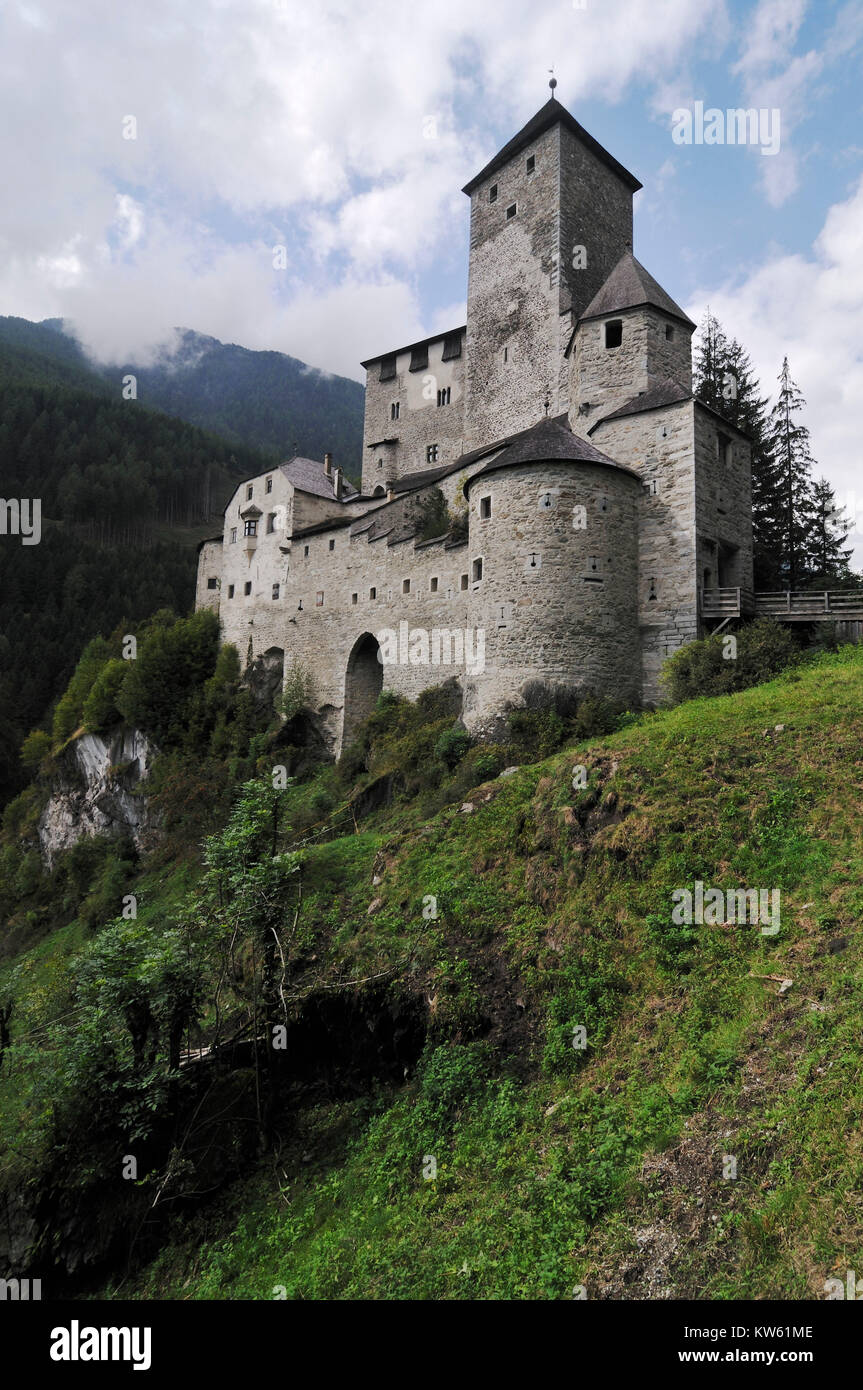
[38,729,156,867]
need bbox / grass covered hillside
[1,637,862,1301]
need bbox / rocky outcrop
[38,728,157,867]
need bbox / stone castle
[195,90,753,752]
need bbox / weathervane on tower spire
[548,68,557,96]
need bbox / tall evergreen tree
[694,313,778,588]
[766,358,818,590]
[692,309,729,411]
[807,477,854,585]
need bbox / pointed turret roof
[461,97,642,196]
[579,251,695,328]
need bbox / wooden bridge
[701,588,863,623]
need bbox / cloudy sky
[2,0,862,547]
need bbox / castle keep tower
[461,94,641,450]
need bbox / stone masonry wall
[589,400,698,702]
[361,334,466,493]
[463,458,642,726]
[572,307,694,426]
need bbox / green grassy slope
[72,644,863,1301]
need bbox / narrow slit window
[472,558,483,583]
[526,154,535,173]
[244,581,252,595]
[506,203,517,220]
[369,586,377,600]
[272,583,280,600]
[316,591,324,607]
[489,183,498,203]
[402,578,411,594]
[460,573,468,591]
[480,496,491,519]
[228,584,235,598]
[430,576,439,592]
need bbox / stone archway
[342,632,383,750]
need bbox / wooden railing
[701,588,863,622]
[755,590,863,619]
[700,587,755,618]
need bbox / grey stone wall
[572,307,694,426]
[361,334,466,493]
[589,400,699,702]
[463,458,642,726]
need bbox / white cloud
[0,0,725,366]
[687,173,863,564]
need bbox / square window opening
[605,319,623,349]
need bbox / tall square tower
[461,95,642,449]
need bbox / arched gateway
[342,632,383,750]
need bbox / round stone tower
[462,414,641,729]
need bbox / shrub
[20,729,52,769]
[82,659,128,733]
[660,619,800,704]
[433,725,472,770]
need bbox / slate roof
[462,97,642,196]
[279,455,358,501]
[588,379,693,430]
[463,412,640,493]
[579,252,695,328]
[360,326,466,370]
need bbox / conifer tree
[766,358,817,590]
[807,477,854,585]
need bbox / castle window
[665,324,674,342]
[460,573,468,590]
[442,333,462,361]
[207,577,218,589]
[379,356,397,382]
[244,518,258,537]
[352,592,358,605]
[480,496,491,519]
[648,578,658,601]
[377,458,383,469]
[506,203,517,219]
[391,401,400,420]
[272,583,280,600]
[244,581,252,595]
[525,154,535,173]
[266,512,276,533]
[402,578,411,594]
[717,432,733,467]
[246,485,253,500]
[426,444,439,463]
[369,586,377,600]
[373,485,386,497]
[430,576,439,592]
[600,496,608,512]
[605,319,623,349]
[489,183,498,203]
[266,476,273,493]
[329,538,335,551]
[228,584,235,598]
[503,346,508,363]
[303,544,310,558]
[230,527,237,543]
[316,591,324,607]
[436,387,451,407]
[409,345,428,372]
[472,557,483,583]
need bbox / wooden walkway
[701,588,863,623]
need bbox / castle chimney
[333,466,343,500]
[324,452,333,477]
